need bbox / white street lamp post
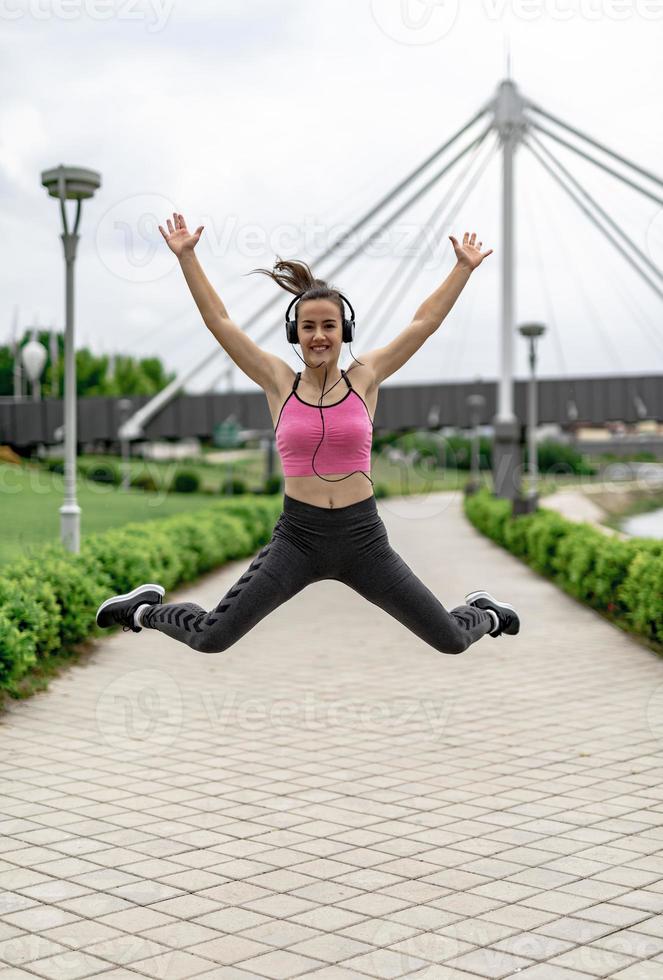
[41,165,102,553]
[518,322,546,501]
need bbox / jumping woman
[96,213,520,653]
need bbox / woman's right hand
[159,212,204,257]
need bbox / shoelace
[120,604,140,632]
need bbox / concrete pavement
[1,491,662,980]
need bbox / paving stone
[549,944,636,976]
[443,946,534,978]
[2,492,663,979]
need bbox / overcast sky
[2,0,663,394]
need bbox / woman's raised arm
[159,212,288,393]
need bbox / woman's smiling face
[297,298,343,358]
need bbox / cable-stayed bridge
[115,76,663,499]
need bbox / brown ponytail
[247,257,346,323]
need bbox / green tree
[0,331,175,398]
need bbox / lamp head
[518,322,546,339]
[41,165,101,201]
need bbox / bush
[221,477,248,495]
[372,430,404,453]
[374,483,389,499]
[464,489,663,649]
[528,440,596,477]
[7,552,111,649]
[263,475,283,495]
[80,460,121,485]
[171,469,201,493]
[130,472,158,492]
[618,540,663,644]
[0,495,282,697]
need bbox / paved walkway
[1,492,663,980]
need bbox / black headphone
[284,291,356,345]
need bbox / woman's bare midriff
[284,473,375,509]
[265,362,379,510]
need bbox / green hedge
[0,494,282,697]
[385,432,597,475]
[464,489,663,649]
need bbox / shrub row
[464,489,663,648]
[42,458,284,495]
[0,494,282,697]
[379,432,596,475]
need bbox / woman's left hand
[449,231,493,271]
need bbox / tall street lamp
[518,322,546,504]
[41,165,102,553]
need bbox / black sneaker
[96,583,165,633]
[465,590,520,638]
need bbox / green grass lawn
[0,462,237,566]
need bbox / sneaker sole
[96,583,165,626]
[465,590,518,614]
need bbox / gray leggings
[142,493,494,655]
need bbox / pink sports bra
[274,370,374,477]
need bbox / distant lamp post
[49,329,60,398]
[466,394,485,495]
[567,396,578,443]
[518,322,546,503]
[118,398,133,491]
[41,164,102,553]
[21,331,48,401]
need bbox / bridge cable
[523,137,663,304]
[354,127,497,355]
[524,141,625,373]
[525,117,663,209]
[443,148,497,383]
[528,130,663,286]
[525,100,663,192]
